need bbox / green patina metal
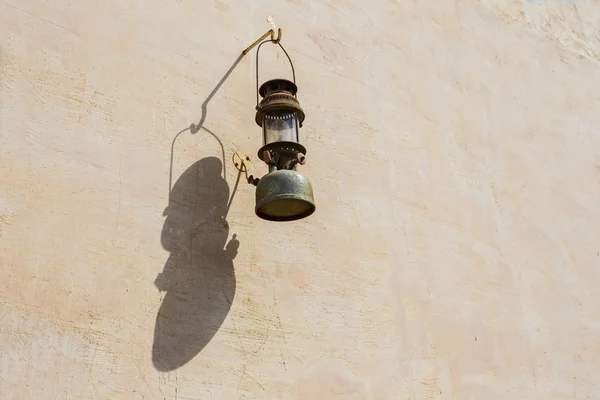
[255,169,315,222]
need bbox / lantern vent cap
[259,79,298,97]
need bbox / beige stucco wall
[2,0,600,398]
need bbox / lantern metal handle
[241,28,298,106]
[254,40,297,107]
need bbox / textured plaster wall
[1,1,600,399]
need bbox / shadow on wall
[168,53,244,195]
[153,157,239,371]
[152,52,245,371]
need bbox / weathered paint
[1,0,600,398]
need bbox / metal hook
[242,28,282,55]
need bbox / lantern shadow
[168,53,245,195]
[152,157,239,371]
[155,53,245,371]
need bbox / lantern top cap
[259,79,298,98]
[255,78,305,128]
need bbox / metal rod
[242,28,282,55]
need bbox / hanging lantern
[240,29,316,222]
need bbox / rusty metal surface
[254,169,315,221]
[257,142,306,169]
[255,79,306,127]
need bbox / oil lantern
[241,29,316,222]
[253,78,315,221]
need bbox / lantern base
[255,169,315,222]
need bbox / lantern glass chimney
[262,110,299,145]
